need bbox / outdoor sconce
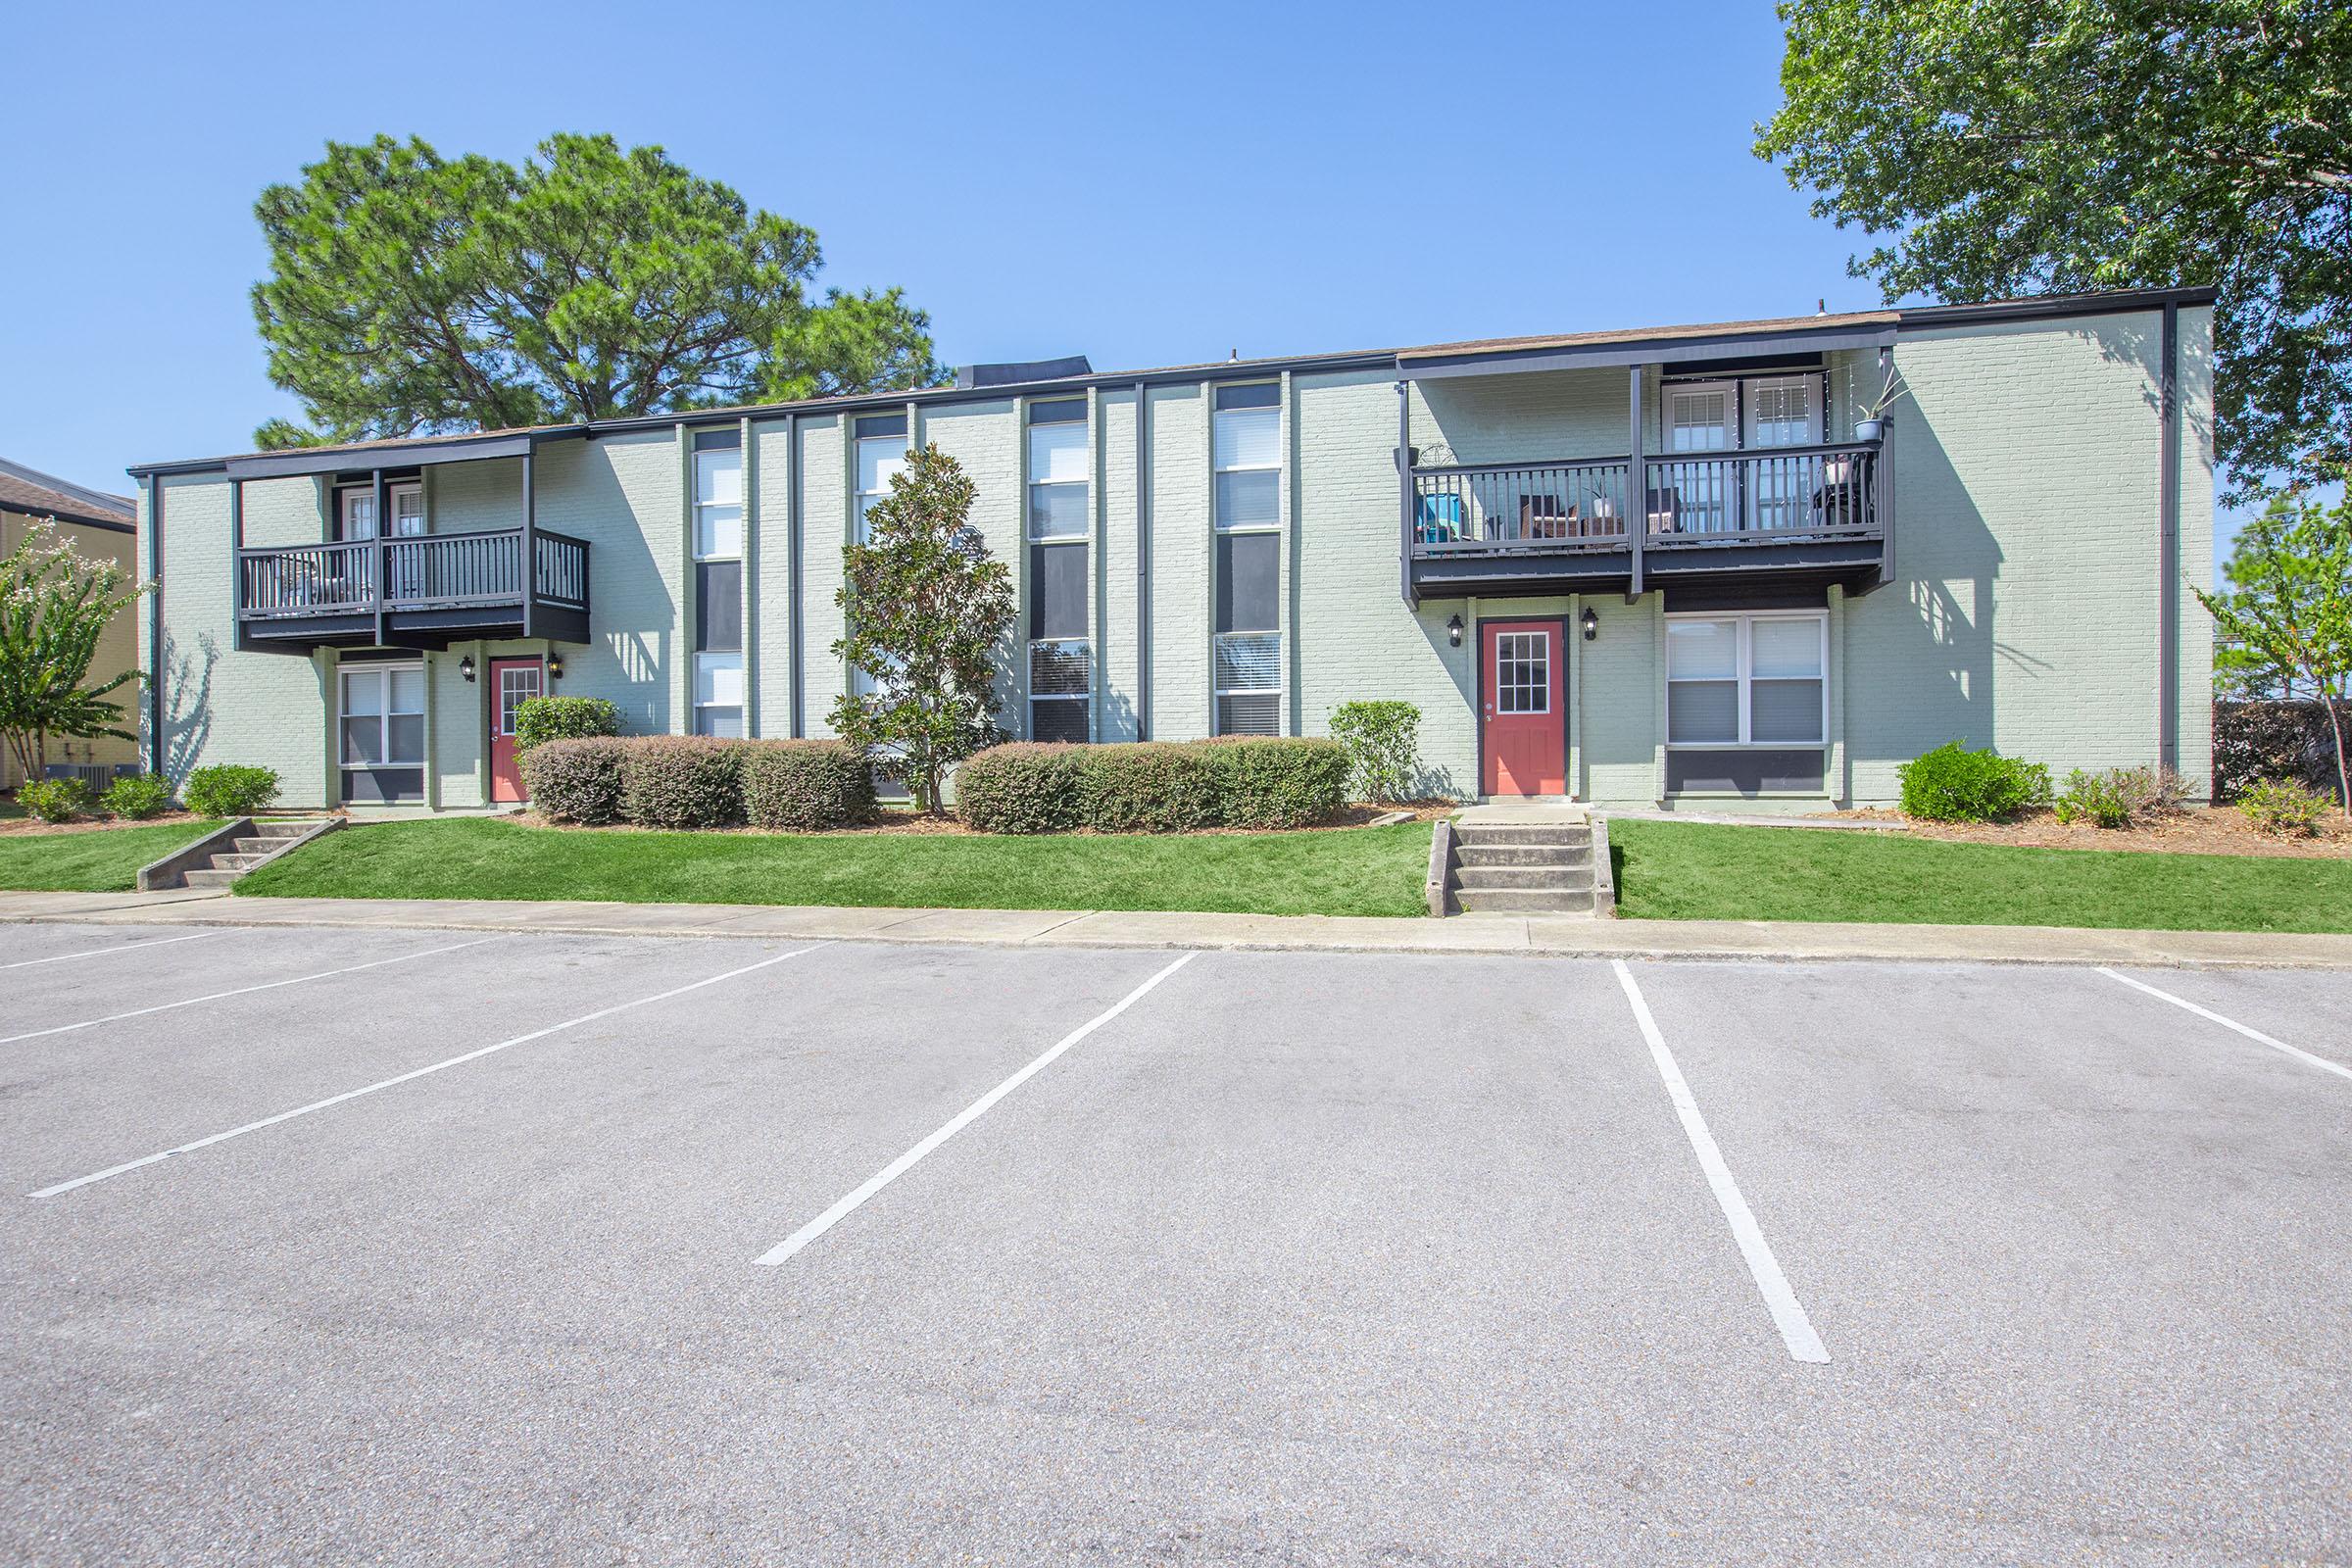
[458,656,476,682]
[546,655,564,680]
[1446,614,1463,648]
[1581,607,1598,642]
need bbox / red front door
[1480,621,1566,797]
[489,658,545,803]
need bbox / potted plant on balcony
[1851,363,1907,443]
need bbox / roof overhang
[220,428,579,481]
[1400,322,1898,382]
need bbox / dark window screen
[1029,542,1087,639]
[1664,749,1826,796]
[696,562,742,652]
[1215,533,1278,633]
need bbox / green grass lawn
[0,820,225,893]
[237,816,1436,917]
[1611,819,2352,933]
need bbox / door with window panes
[1480,621,1566,796]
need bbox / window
[1665,613,1826,746]
[335,482,424,541]
[692,432,744,737]
[1026,400,1091,740]
[1494,632,1550,714]
[854,413,908,546]
[338,662,424,804]
[695,654,745,740]
[1027,399,1087,540]
[1212,383,1282,734]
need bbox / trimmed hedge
[743,741,876,830]
[513,696,619,755]
[520,737,630,825]
[955,744,1086,834]
[619,737,747,829]
[956,737,1350,834]
[182,764,281,818]
[1897,742,2050,822]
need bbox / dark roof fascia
[1893,285,2217,329]
[219,428,567,480]
[1403,323,1898,381]
[128,352,1399,479]
[1,504,135,535]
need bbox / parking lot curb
[3,889,2350,970]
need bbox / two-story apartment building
[126,286,2214,811]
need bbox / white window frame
[854,433,906,546]
[694,652,745,738]
[1026,402,1089,542]
[1212,629,1283,737]
[338,662,426,789]
[1027,636,1092,742]
[1211,383,1282,536]
[1663,611,1827,749]
[694,447,743,563]
[1493,630,1552,715]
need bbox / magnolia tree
[2197,490,2352,815]
[830,445,1014,812]
[0,519,150,784]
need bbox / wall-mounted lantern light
[458,656,476,682]
[1581,607,1598,642]
[546,654,564,680]
[1446,613,1463,648]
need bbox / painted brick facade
[133,294,2216,814]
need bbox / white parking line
[0,937,500,1046]
[1611,959,1830,1365]
[30,943,827,1199]
[0,930,228,970]
[2097,967,2352,1084]
[756,951,1198,1267]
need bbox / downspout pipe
[146,475,164,774]
[1134,379,1150,740]
[2158,301,2180,774]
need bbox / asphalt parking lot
[3,921,2349,1565]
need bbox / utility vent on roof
[954,355,1092,390]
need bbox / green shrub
[2237,776,2330,836]
[1896,742,2050,822]
[102,773,174,819]
[512,696,618,755]
[2053,765,2188,828]
[16,777,92,823]
[742,741,876,830]
[618,736,746,829]
[2214,699,2345,802]
[520,737,630,824]
[182,764,280,818]
[1328,701,1423,803]
[1203,737,1351,829]
[954,743,1085,833]
[1076,745,1223,833]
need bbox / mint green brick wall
[2175,305,2217,790]
[1842,309,2193,803]
[1146,383,1209,740]
[750,417,794,737]
[796,415,847,737]
[423,457,519,534]
[1409,368,1634,465]
[922,398,1022,723]
[528,428,683,735]
[1098,386,1143,741]
[143,474,336,806]
[239,475,324,548]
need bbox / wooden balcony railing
[236,528,589,625]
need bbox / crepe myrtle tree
[0,519,150,785]
[830,445,1015,812]
[2196,488,2352,815]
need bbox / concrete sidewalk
[3,887,2348,969]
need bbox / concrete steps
[163,818,338,890]
[1442,810,1601,915]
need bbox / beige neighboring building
[1,458,143,792]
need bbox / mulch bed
[0,809,215,839]
[1827,806,2352,860]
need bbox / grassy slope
[237,816,1435,917]
[1611,819,2352,933]
[0,821,226,893]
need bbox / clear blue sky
[2,0,2245,561]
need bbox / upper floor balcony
[236,526,590,652]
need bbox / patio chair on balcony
[1644,487,1685,535]
[1416,492,1466,545]
[1518,494,1573,541]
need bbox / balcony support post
[1396,380,1416,609]
[370,467,387,647]
[1626,365,1645,603]
[521,447,537,640]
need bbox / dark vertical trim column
[227,478,244,654]
[519,447,537,640]
[1626,365,1646,602]
[1395,381,1414,609]
[369,467,388,647]
[1134,381,1152,740]
[2158,302,2180,772]
[785,411,805,738]
[146,476,165,773]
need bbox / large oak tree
[251,133,944,448]
[1755,1,2352,497]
